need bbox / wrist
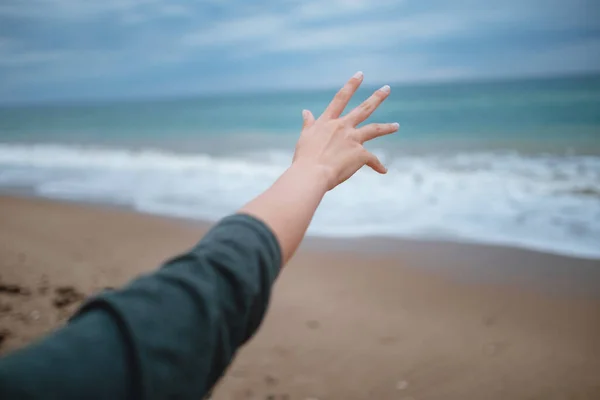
[287,161,331,194]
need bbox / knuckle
[335,116,348,125]
[339,117,353,128]
[332,118,344,128]
[332,120,346,133]
[361,102,374,114]
[334,88,349,101]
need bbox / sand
[0,195,599,399]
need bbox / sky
[0,0,599,103]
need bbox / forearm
[240,162,329,264]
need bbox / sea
[1,74,599,259]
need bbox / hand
[292,71,399,191]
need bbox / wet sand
[1,195,599,399]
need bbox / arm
[242,72,398,263]
[0,72,398,400]
[240,163,328,264]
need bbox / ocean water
[1,75,599,259]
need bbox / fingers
[354,122,399,143]
[321,71,363,120]
[302,109,315,129]
[364,151,387,174]
[345,85,391,126]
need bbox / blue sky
[0,0,599,103]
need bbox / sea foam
[1,143,599,259]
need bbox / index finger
[345,84,390,126]
[320,71,363,120]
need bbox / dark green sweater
[0,214,282,399]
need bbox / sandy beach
[0,195,599,399]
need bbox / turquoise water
[1,75,599,258]
[2,74,600,154]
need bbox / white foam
[1,143,599,259]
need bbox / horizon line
[1,70,598,108]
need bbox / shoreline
[1,195,600,399]
[5,188,600,260]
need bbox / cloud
[251,15,464,55]
[181,6,481,57]
[293,0,399,20]
[0,0,598,102]
[0,0,154,19]
[182,14,287,47]
[0,0,193,25]
[0,49,69,66]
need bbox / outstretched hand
[293,71,399,191]
[241,72,398,263]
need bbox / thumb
[364,151,387,174]
[302,109,315,129]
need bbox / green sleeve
[0,213,282,399]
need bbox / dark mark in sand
[53,286,85,309]
[0,282,31,296]
[0,329,10,348]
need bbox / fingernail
[391,122,400,129]
[302,109,308,118]
[352,71,364,79]
[379,84,390,93]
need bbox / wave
[1,143,599,259]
